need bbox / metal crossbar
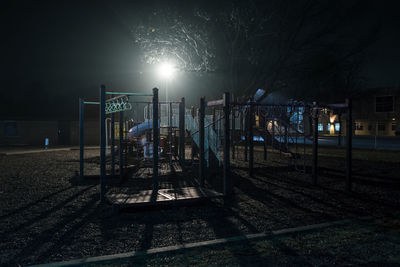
[105,95,132,114]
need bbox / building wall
[0,119,100,146]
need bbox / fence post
[111,111,115,177]
[223,92,231,196]
[152,88,159,191]
[179,97,185,169]
[199,97,205,187]
[312,102,318,185]
[79,98,84,180]
[249,102,254,177]
[338,113,342,146]
[100,85,106,203]
[231,107,236,160]
[244,109,248,162]
[346,98,352,192]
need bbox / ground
[0,145,399,266]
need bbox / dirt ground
[0,145,399,266]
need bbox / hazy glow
[157,62,175,80]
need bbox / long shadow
[233,172,336,221]
[249,175,367,217]
[257,168,400,211]
[3,184,96,241]
[11,192,99,266]
[0,185,73,220]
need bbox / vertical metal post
[169,102,173,165]
[199,97,205,187]
[153,88,159,191]
[338,113,342,146]
[111,112,115,177]
[179,97,185,169]
[232,108,236,160]
[244,108,248,162]
[346,98,353,192]
[223,92,231,196]
[272,117,275,150]
[100,85,106,203]
[249,102,254,177]
[119,111,124,180]
[191,106,195,163]
[312,102,318,185]
[79,98,84,180]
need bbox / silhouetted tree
[130,0,380,102]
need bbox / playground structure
[78,85,354,208]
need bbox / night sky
[0,0,399,119]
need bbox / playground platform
[107,187,223,209]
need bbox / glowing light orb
[157,62,175,80]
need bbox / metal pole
[312,102,318,185]
[244,109,248,162]
[199,97,205,187]
[111,112,115,177]
[79,98,84,180]
[100,85,106,203]
[232,108,236,160]
[249,102,254,177]
[346,98,353,192]
[153,88,159,191]
[223,92,231,196]
[119,111,124,180]
[169,101,173,165]
[338,113,342,146]
[179,97,185,169]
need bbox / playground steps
[107,187,223,209]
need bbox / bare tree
[130,0,380,102]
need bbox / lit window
[318,123,323,131]
[355,122,363,131]
[327,123,331,131]
[335,123,340,131]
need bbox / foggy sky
[0,0,399,119]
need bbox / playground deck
[107,187,223,208]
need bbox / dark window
[378,123,385,131]
[368,124,372,131]
[392,123,397,131]
[4,121,18,137]
[375,96,394,112]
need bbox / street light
[157,62,175,81]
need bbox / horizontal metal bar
[84,101,100,105]
[158,101,181,104]
[231,102,310,107]
[206,99,224,107]
[106,92,153,96]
